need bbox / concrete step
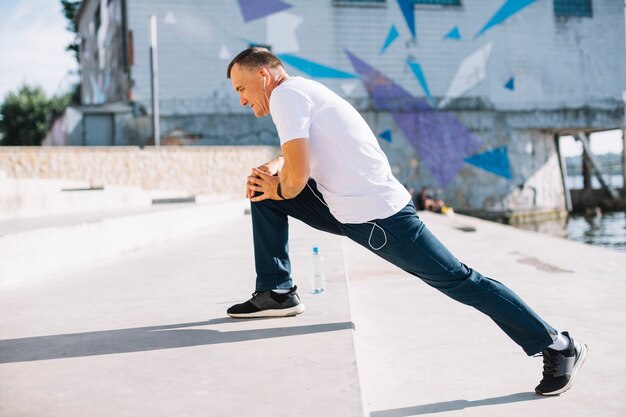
[0,215,365,417]
[0,199,250,289]
[345,211,626,417]
[0,177,194,219]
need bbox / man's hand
[248,168,282,202]
[245,158,284,199]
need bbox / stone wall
[0,147,280,196]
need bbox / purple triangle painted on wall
[238,0,292,23]
[345,50,482,188]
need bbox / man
[416,187,446,213]
[226,47,587,396]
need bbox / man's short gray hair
[226,47,284,79]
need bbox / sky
[0,0,77,100]
[560,131,624,157]
[0,0,623,156]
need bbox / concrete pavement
[345,211,626,417]
[0,205,625,416]
[0,210,364,417]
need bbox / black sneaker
[227,286,305,318]
[535,331,588,396]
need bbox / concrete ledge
[0,176,200,219]
[0,199,250,288]
[0,146,279,195]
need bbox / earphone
[262,74,269,101]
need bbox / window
[554,0,592,18]
[333,0,386,6]
[414,0,461,5]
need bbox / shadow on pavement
[0,320,354,364]
[370,392,546,416]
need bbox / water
[566,174,623,189]
[514,211,626,253]
[310,247,326,294]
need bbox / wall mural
[475,0,537,38]
[444,26,462,40]
[378,130,393,143]
[237,0,292,23]
[464,147,513,179]
[275,54,357,79]
[346,50,483,187]
[228,0,540,184]
[407,61,432,101]
[397,0,417,40]
[266,12,303,53]
[381,25,399,54]
[438,42,493,109]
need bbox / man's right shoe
[227,286,305,318]
[535,331,588,396]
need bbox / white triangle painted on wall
[340,83,357,96]
[219,45,232,60]
[164,11,177,24]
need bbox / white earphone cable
[306,183,387,251]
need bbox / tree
[0,86,54,146]
[61,0,82,64]
[61,1,82,105]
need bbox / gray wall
[78,0,128,105]
[76,0,626,215]
[122,0,625,115]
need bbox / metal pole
[622,129,626,190]
[555,134,572,212]
[582,140,591,190]
[577,132,619,200]
[150,15,160,147]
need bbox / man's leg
[227,180,344,318]
[251,179,344,292]
[344,204,588,394]
[342,203,556,356]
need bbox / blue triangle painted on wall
[464,146,512,179]
[397,0,416,39]
[277,54,357,78]
[505,77,515,91]
[444,26,462,40]
[407,61,431,98]
[475,0,536,38]
[378,130,393,143]
[381,25,400,54]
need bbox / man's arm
[277,138,309,199]
[258,155,284,176]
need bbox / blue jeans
[251,179,557,355]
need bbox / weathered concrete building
[70,0,625,219]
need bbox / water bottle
[310,247,325,294]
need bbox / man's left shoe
[535,331,588,396]
[227,286,305,318]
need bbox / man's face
[230,64,269,118]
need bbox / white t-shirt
[270,76,411,224]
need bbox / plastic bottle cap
[313,247,319,254]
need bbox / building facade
[72,0,626,218]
